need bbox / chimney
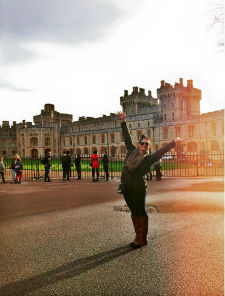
[160,80,165,87]
[179,78,183,86]
[148,90,152,97]
[187,79,193,88]
[13,121,16,126]
[22,120,26,125]
[124,90,128,96]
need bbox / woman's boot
[133,216,148,248]
[130,215,140,247]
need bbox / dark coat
[121,121,176,191]
[75,155,81,170]
[62,155,71,169]
[42,156,51,168]
[102,154,109,168]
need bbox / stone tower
[157,78,202,123]
[120,87,158,115]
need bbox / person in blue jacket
[117,111,182,248]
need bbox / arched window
[110,146,116,157]
[187,142,197,152]
[92,147,97,153]
[76,148,81,154]
[101,134,105,144]
[100,146,106,154]
[84,147,89,155]
[31,149,38,158]
[45,137,51,146]
[210,141,219,151]
[92,135,96,144]
[30,137,38,147]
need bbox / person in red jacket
[91,149,100,182]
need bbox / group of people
[40,150,110,183]
[0,154,23,184]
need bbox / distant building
[0,79,224,158]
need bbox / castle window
[76,136,80,145]
[92,135,96,144]
[101,134,105,144]
[211,141,219,151]
[164,114,167,121]
[147,121,150,126]
[84,136,87,145]
[45,137,50,146]
[138,122,140,128]
[163,127,168,139]
[175,126,181,137]
[110,133,115,143]
[120,132,124,142]
[30,137,38,147]
[163,104,166,110]
[172,112,175,121]
[172,102,174,109]
[129,123,132,129]
[188,125,194,138]
[147,129,151,137]
[137,130,142,141]
[62,137,65,146]
[69,136,73,146]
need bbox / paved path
[0,177,224,296]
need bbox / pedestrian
[146,148,153,181]
[154,159,162,180]
[0,156,6,183]
[75,153,81,180]
[9,155,17,183]
[42,151,52,182]
[64,151,71,182]
[102,151,109,181]
[117,111,181,249]
[14,158,23,184]
[91,149,99,182]
[62,152,67,181]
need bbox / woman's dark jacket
[75,155,81,170]
[121,121,176,191]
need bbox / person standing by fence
[117,111,181,249]
[64,151,71,182]
[102,151,109,181]
[0,156,6,184]
[75,153,81,180]
[91,149,100,182]
[42,151,52,182]
[14,158,23,184]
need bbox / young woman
[117,111,182,249]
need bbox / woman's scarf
[125,148,147,172]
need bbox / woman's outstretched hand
[174,137,185,144]
[117,111,126,122]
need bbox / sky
[0,0,224,124]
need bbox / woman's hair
[0,156,3,161]
[93,149,97,154]
[138,134,149,144]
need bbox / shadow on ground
[0,245,134,296]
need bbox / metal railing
[2,152,224,180]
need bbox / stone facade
[0,79,224,158]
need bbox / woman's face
[138,139,150,154]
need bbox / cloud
[0,0,120,64]
[0,80,33,92]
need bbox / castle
[0,79,224,158]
